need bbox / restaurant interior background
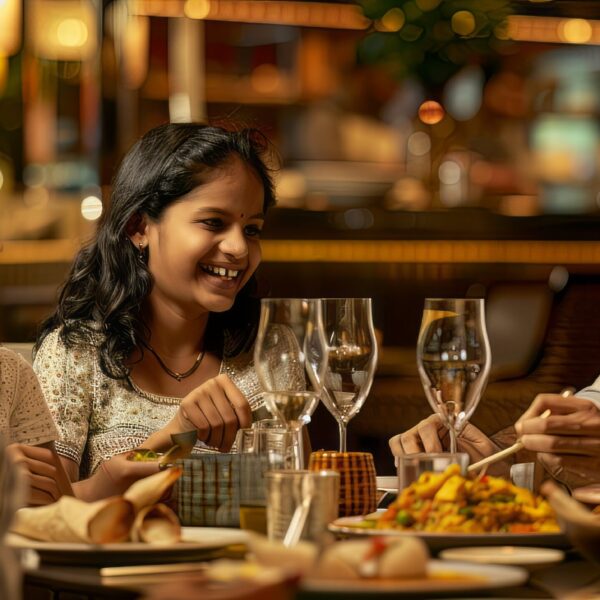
[1,0,600,470]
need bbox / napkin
[10,467,182,544]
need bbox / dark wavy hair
[36,122,276,380]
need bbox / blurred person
[34,123,301,501]
[0,346,66,505]
[389,383,600,491]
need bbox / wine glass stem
[448,427,458,454]
[338,421,347,453]
[291,424,304,470]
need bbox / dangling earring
[138,242,146,261]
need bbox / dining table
[17,536,600,600]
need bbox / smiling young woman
[33,123,303,501]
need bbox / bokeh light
[56,18,88,48]
[250,64,281,94]
[444,66,484,121]
[558,19,592,44]
[378,8,405,32]
[439,160,462,185]
[81,196,103,221]
[418,100,445,124]
[451,11,476,36]
[184,0,211,19]
[407,131,431,156]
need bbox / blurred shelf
[261,239,600,264]
[2,238,600,265]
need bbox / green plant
[356,0,513,87]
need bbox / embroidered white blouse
[0,347,58,445]
[33,326,302,478]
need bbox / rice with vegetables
[366,465,559,534]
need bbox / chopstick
[100,562,208,577]
[466,408,551,473]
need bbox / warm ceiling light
[0,0,21,56]
[184,0,211,19]
[559,18,593,44]
[418,100,445,125]
[56,18,89,48]
[28,0,97,61]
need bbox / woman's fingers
[517,407,600,437]
[389,414,445,455]
[418,417,445,453]
[7,443,63,505]
[26,472,61,503]
[217,374,252,430]
[517,394,596,426]
[520,433,600,456]
[180,375,251,450]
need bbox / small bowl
[543,481,600,566]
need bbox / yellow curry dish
[364,465,559,534]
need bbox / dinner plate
[376,476,398,493]
[302,560,528,595]
[329,516,569,551]
[5,527,249,566]
[439,545,565,566]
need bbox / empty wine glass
[318,298,378,452]
[416,298,491,453]
[254,298,328,468]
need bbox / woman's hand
[170,374,252,452]
[389,414,448,455]
[5,444,62,506]
[73,452,161,502]
[515,393,600,489]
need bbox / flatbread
[11,496,134,544]
[130,503,181,544]
[124,467,182,513]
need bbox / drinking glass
[318,298,378,452]
[416,298,491,453]
[254,298,328,469]
[237,429,295,534]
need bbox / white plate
[303,560,528,595]
[376,476,398,492]
[6,527,249,566]
[439,545,565,566]
[329,516,569,551]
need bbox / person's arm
[5,350,68,505]
[33,329,94,484]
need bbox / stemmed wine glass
[416,298,491,453]
[317,298,378,452]
[254,298,328,468]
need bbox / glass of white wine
[416,298,491,453]
[254,298,328,469]
[319,298,378,452]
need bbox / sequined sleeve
[33,329,96,466]
[0,348,58,445]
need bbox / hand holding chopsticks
[467,409,551,473]
[467,388,575,474]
